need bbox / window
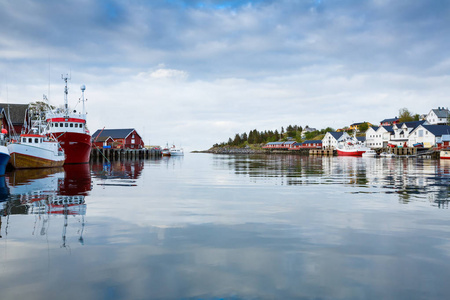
[28,138,32,143]
[131,139,135,144]
[65,123,68,127]
[70,123,73,128]
[55,123,58,127]
[132,134,135,138]
[22,138,26,143]
[74,124,78,128]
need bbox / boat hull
[52,132,91,164]
[8,143,65,169]
[440,150,450,160]
[9,152,65,169]
[0,146,10,175]
[337,149,366,157]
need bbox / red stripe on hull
[337,150,365,157]
[53,132,91,164]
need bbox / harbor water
[0,154,449,299]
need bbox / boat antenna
[61,74,71,117]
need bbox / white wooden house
[426,108,449,125]
[322,132,350,149]
[408,125,450,148]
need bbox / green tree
[398,108,414,123]
[358,122,369,132]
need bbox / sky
[0,0,449,151]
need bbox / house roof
[303,140,322,144]
[92,128,137,140]
[350,122,365,126]
[380,117,399,123]
[396,120,426,129]
[431,108,450,118]
[422,125,450,137]
[357,136,366,142]
[0,103,29,125]
[381,125,394,133]
[370,126,379,131]
[328,132,344,140]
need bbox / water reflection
[0,165,91,246]
[214,155,450,207]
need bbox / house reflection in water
[0,165,92,246]
[91,160,144,180]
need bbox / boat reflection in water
[0,165,91,246]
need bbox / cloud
[0,0,450,149]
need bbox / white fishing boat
[336,133,370,157]
[8,134,65,169]
[362,149,377,158]
[8,113,65,169]
[169,145,184,156]
[161,143,171,156]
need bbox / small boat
[169,145,184,156]
[0,131,10,175]
[161,143,171,156]
[362,149,377,158]
[413,142,424,148]
[440,150,450,160]
[380,152,395,158]
[8,134,65,169]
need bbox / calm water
[0,154,449,300]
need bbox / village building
[262,141,296,150]
[379,117,399,126]
[389,121,426,147]
[290,140,322,150]
[0,103,30,138]
[92,128,144,149]
[408,125,450,148]
[349,122,372,132]
[426,107,449,125]
[365,126,394,148]
[322,132,350,149]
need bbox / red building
[0,103,30,138]
[290,140,322,149]
[380,117,400,126]
[92,128,144,149]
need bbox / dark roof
[357,136,366,142]
[328,132,344,139]
[381,125,394,133]
[396,120,426,129]
[92,128,137,140]
[422,125,450,136]
[350,122,365,126]
[303,140,322,144]
[380,117,399,123]
[431,108,449,118]
[0,103,29,124]
[370,126,379,131]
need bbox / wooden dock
[309,149,335,156]
[90,148,162,161]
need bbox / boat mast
[62,74,70,117]
[80,84,86,115]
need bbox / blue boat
[0,145,10,175]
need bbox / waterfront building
[92,128,144,149]
[408,125,450,148]
[322,132,350,149]
[379,117,399,126]
[426,107,450,125]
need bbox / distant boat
[380,152,395,158]
[8,134,65,169]
[169,145,184,156]
[161,143,171,156]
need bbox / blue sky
[1,0,449,150]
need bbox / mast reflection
[0,166,92,246]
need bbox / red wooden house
[290,140,322,150]
[92,128,144,149]
[0,103,30,137]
